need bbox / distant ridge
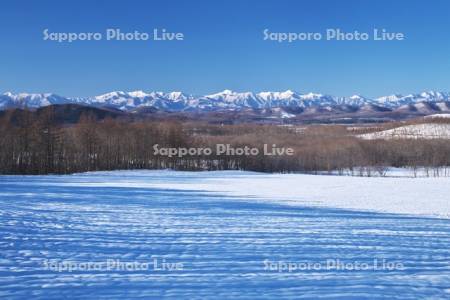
[1,90,449,112]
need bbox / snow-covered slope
[359,123,450,140]
[424,113,450,119]
[376,91,450,108]
[0,92,77,109]
[1,90,450,112]
[93,91,194,111]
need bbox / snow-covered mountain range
[1,90,449,112]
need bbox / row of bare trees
[1,110,450,175]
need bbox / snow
[375,92,450,108]
[302,92,323,99]
[359,123,450,139]
[1,170,450,298]
[98,170,448,219]
[164,91,191,101]
[280,111,296,118]
[425,113,450,119]
[128,90,148,98]
[2,90,450,112]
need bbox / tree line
[1,107,450,175]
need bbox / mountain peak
[2,92,15,97]
[128,90,148,98]
[96,91,126,98]
[1,89,450,112]
[165,91,191,101]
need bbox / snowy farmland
[1,170,450,299]
[359,123,450,140]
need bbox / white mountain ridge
[1,90,449,112]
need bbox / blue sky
[0,0,449,97]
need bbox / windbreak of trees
[1,108,450,175]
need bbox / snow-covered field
[1,170,450,299]
[120,170,450,218]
